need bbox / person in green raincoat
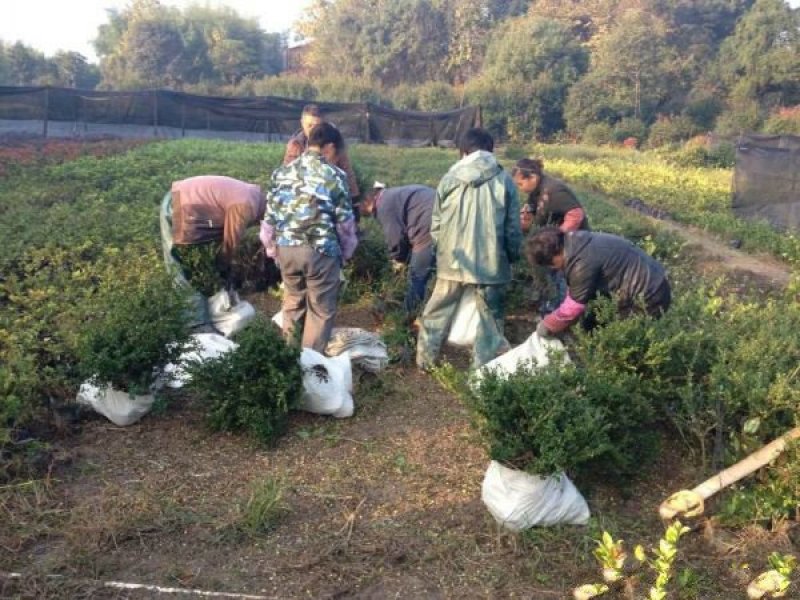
[416,128,522,369]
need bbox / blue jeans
[405,244,435,315]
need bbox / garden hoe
[659,427,800,520]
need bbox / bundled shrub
[78,273,193,395]
[470,362,610,477]
[186,317,302,445]
[172,230,277,296]
[469,357,657,479]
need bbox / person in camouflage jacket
[263,122,358,352]
[283,104,361,207]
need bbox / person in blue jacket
[361,183,435,316]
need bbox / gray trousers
[159,192,211,327]
[278,245,341,353]
[416,278,508,369]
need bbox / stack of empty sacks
[271,311,389,372]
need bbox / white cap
[373,180,387,189]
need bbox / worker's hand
[392,260,406,273]
[536,320,553,338]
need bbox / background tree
[6,42,46,86]
[716,0,800,122]
[301,0,449,86]
[564,9,678,135]
[50,52,101,88]
[468,15,588,138]
[94,0,284,89]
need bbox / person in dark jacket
[283,104,361,209]
[513,158,589,315]
[526,227,671,337]
[512,158,589,234]
[361,183,435,315]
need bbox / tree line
[1,0,799,142]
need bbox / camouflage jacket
[283,130,361,199]
[265,151,356,258]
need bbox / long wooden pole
[660,427,800,519]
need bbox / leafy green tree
[51,52,101,89]
[93,0,284,89]
[6,42,46,85]
[716,0,800,110]
[302,0,450,86]
[475,15,587,138]
[565,9,678,133]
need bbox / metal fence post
[42,87,50,138]
[153,90,159,137]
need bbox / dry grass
[1,297,796,598]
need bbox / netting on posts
[0,86,480,147]
[733,133,800,231]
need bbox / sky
[1,0,799,63]
[0,0,314,63]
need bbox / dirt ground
[2,277,798,600]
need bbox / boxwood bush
[470,358,656,480]
[78,272,193,395]
[186,317,302,445]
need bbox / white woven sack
[76,383,155,427]
[478,332,570,381]
[326,328,389,372]
[208,289,256,337]
[298,348,354,418]
[447,288,479,347]
[163,333,238,389]
[481,460,590,531]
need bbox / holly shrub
[186,317,302,445]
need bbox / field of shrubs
[0,139,798,598]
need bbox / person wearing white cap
[360,181,435,316]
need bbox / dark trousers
[405,244,435,315]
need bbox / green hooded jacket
[431,150,521,284]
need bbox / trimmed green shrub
[469,356,656,479]
[470,362,611,477]
[581,123,614,146]
[186,317,302,445]
[390,83,420,111]
[172,242,225,297]
[78,273,192,395]
[415,81,459,112]
[647,115,700,148]
[612,118,648,144]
